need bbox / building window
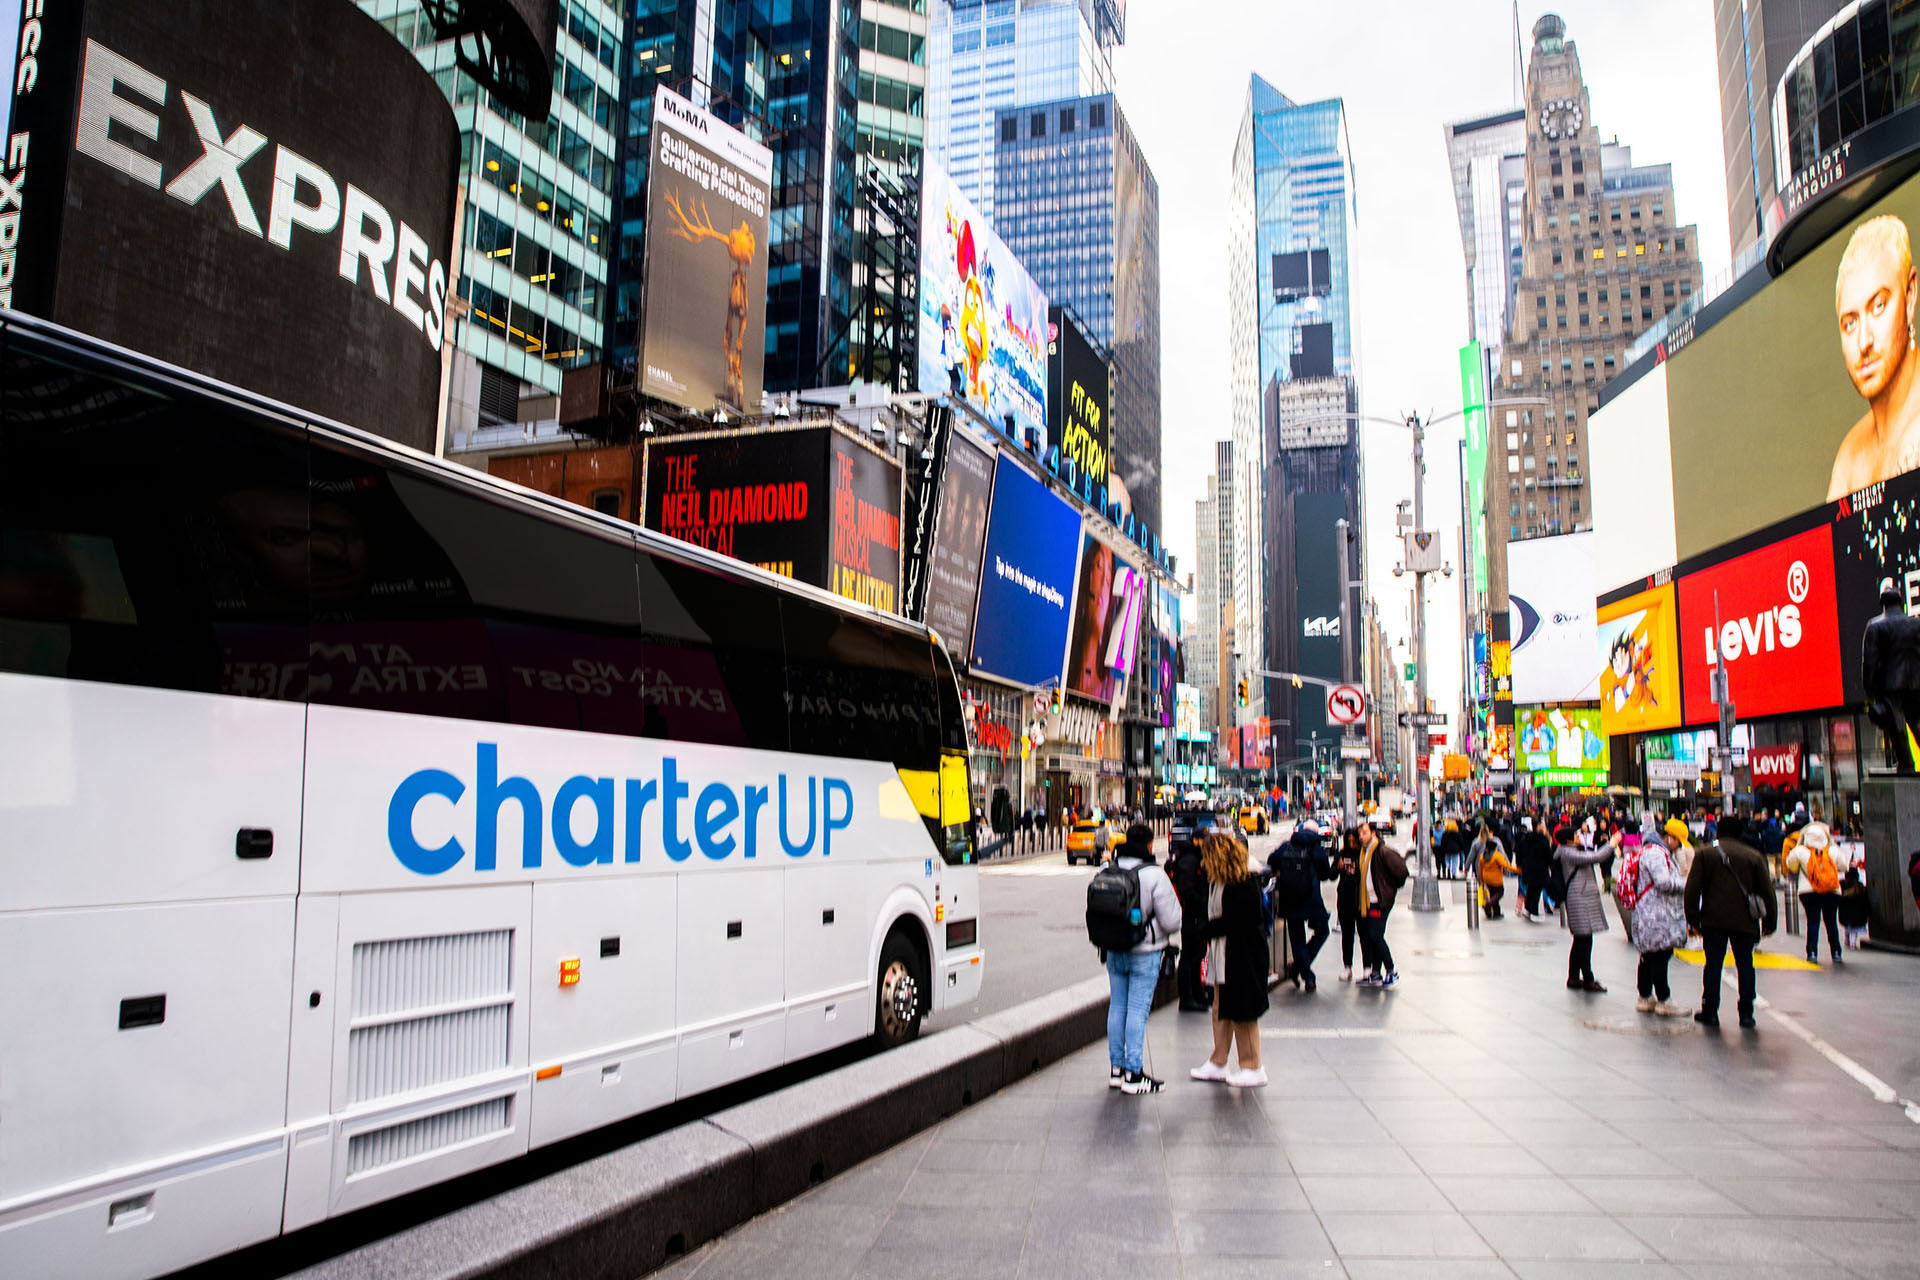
[1059,106,1075,132]
[1572,183,1584,195]
[1552,184,1564,198]
[1001,117,1016,142]
[1030,112,1045,137]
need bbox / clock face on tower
[1539,96,1583,141]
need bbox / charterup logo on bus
[388,744,853,875]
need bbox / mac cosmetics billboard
[3,0,460,449]
[639,85,774,413]
[969,452,1082,687]
[918,159,1049,443]
[922,431,995,656]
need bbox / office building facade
[1442,108,1529,363]
[1713,0,1850,262]
[1486,14,1703,609]
[1227,77,1359,722]
[993,92,1162,533]
[927,0,1120,222]
[365,0,621,418]
[1189,440,1233,744]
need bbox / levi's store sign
[1678,524,1843,725]
[1749,743,1803,786]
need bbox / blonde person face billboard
[1596,581,1682,736]
[1828,215,1920,500]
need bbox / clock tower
[1483,13,1704,620]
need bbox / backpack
[1086,860,1147,952]
[1272,843,1317,903]
[1545,850,1569,903]
[1806,846,1840,895]
[1614,845,1645,909]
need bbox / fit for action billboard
[644,426,901,611]
[918,160,1050,444]
[1049,306,1109,490]
[969,452,1083,687]
[2,0,459,449]
[640,85,774,413]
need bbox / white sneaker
[1635,996,1655,1013]
[1109,1066,1124,1088]
[1190,1060,1230,1082]
[1226,1066,1268,1088]
[1339,967,1353,982]
[1654,1000,1689,1017]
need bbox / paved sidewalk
[651,905,1920,1280]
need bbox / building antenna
[1512,2,1525,105]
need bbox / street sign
[1404,662,1417,683]
[1339,738,1370,761]
[1326,683,1366,726]
[1398,711,1446,727]
[1647,759,1701,784]
[1484,769,1515,788]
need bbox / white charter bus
[0,314,984,1280]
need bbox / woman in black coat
[1333,827,1363,980]
[1191,833,1269,1087]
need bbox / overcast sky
[1114,0,1731,749]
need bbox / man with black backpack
[1087,822,1183,1093]
[1268,820,1333,991]
[1684,814,1778,1029]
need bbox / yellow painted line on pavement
[1673,948,1820,971]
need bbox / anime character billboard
[917,161,1049,444]
[1596,581,1682,736]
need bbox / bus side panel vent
[345,1096,511,1177]
[348,930,513,1103]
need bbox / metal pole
[1409,413,1443,911]
[1712,590,1736,816]
[1337,518,1357,830]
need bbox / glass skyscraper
[927,0,1120,221]
[992,92,1161,535]
[609,0,864,394]
[364,0,622,410]
[1226,76,1358,722]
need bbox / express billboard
[639,85,774,413]
[1676,522,1842,725]
[922,431,995,655]
[4,0,459,449]
[1596,580,1682,736]
[918,160,1049,443]
[1507,532,1599,704]
[644,426,901,611]
[1049,306,1109,491]
[969,452,1083,687]
[1065,533,1147,706]
[1515,705,1609,786]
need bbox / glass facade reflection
[1776,0,1920,187]
[992,92,1160,535]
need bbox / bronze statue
[1863,577,1920,772]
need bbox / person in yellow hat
[1664,817,1695,883]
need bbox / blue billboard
[969,453,1083,687]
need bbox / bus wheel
[874,932,926,1048]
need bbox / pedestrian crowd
[1093,793,1875,1095]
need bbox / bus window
[635,548,789,751]
[0,341,310,699]
[782,599,940,771]
[305,439,644,732]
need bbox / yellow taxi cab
[1066,811,1120,865]
[1237,804,1269,836]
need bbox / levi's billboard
[1677,524,1843,725]
[1749,743,1803,787]
[4,0,459,450]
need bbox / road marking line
[1712,970,1920,1124]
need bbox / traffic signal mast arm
[1243,668,1345,692]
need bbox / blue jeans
[1105,948,1161,1073]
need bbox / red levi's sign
[1678,524,1843,725]
[1749,743,1803,786]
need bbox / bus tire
[874,930,926,1049]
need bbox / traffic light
[1290,675,1302,689]
[1049,685,1062,715]
[1236,679,1248,708]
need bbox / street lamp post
[1405,414,1445,913]
[1336,517,1357,830]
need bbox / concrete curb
[292,973,1127,1280]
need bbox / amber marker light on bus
[559,957,582,987]
[536,1065,562,1081]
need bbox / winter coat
[1630,841,1689,953]
[1556,842,1611,935]
[1360,838,1409,914]
[1267,828,1333,921]
[1203,877,1271,1022]
[1518,829,1553,885]
[1474,836,1520,886]
[1333,850,1362,919]
[1111,853,1184,954]
[1684,838,1778,937]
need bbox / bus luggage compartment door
[675,867,785,1096]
